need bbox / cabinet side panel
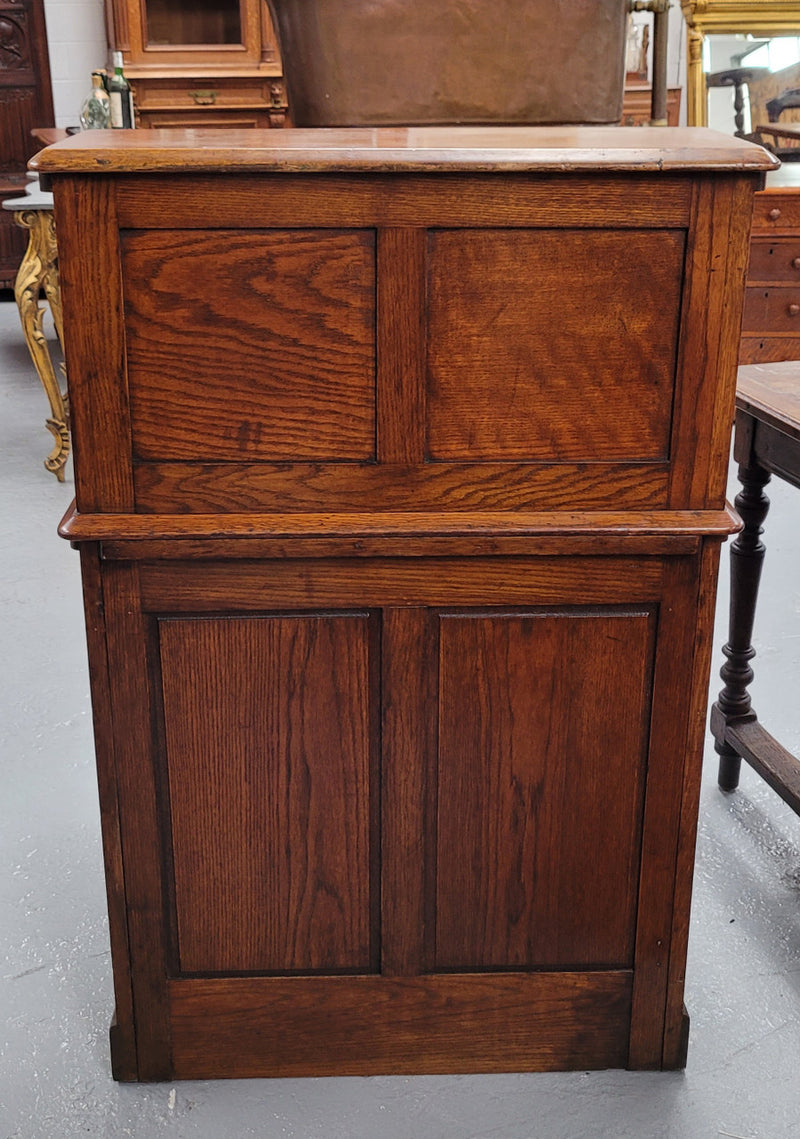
[435,608,654,970]
[159,614,376,974]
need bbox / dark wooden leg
[712,458,771,792]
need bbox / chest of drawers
[36,126,774,1081]
[741,170,800,364]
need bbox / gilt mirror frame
[682,1,800,125]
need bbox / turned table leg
[12,208,69,481]
[712,457,771,792]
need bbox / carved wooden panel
[121,229,377,461]
[160,613,377,975]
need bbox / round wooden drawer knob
[769,208,782,221]
[789,303,800,317]
[792,258,800,270]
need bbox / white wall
[42,0,108,127]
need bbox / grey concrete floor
[1,297,798,1138]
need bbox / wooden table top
[31,125,779,176]
[738,362,800,440]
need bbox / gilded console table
[36,126,775,1081]
[3,180,68,480]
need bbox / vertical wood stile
[102,563,172,1079]
[52,176,134,513]
[628,555,702,1068]
[381,608,436,976]
[661,539,724,1068]
[377,228,427,465]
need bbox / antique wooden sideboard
[35,127,775,1081]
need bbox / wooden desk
[36,126,774,1082]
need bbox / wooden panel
[435,609,653,970]
[159,614,376,974]
[426,229,683,461]
[133,460,670,513]
[121,229,376,461]
[168,971,633,1078]
[112,174,694,231]
[139,557,665,613]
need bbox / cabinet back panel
[121,229,376,461]
[159,614,376,974]
[427,229,684,461]
[436,608,654,969]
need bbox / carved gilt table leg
[12,208,70,481]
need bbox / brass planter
[267,0,629,126]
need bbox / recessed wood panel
[159,614,375,974]
[435,608,654,970]
[121,229,376,461]
[426,229,684,461]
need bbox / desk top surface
[738,363,800,440]
[32,125,778,177]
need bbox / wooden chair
[711,362,800,814]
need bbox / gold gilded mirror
[682,2,800,133]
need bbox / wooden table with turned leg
[712,362,800,813]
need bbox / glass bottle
[108,51,135,129]
[80,71,111,130]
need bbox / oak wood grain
[132,461,671,514]
[435,609,653,970]
[159,615,376,974]
[33,125,778,176]
[122,229,376,461]
[137,557,666,613]
[52,178,134,513]
[426,229,683,462]
[107,174,694,231]
[167,971,633,1077]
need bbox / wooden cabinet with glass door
[105,0,288,127]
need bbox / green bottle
[108,51,134,129]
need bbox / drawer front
[133,78,286,112]
[751,192,800,233]
[742,285,800,334]
[747,237,800,284]
[138,109,279,129]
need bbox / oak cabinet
[105,0,287,127]
[36,125,774,1080]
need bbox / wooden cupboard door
[158,613,378,975]
[121,229,376,462]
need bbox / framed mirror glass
[682,1,800,134]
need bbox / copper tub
[267,0,630,127]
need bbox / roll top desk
[35,127,775,1080]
